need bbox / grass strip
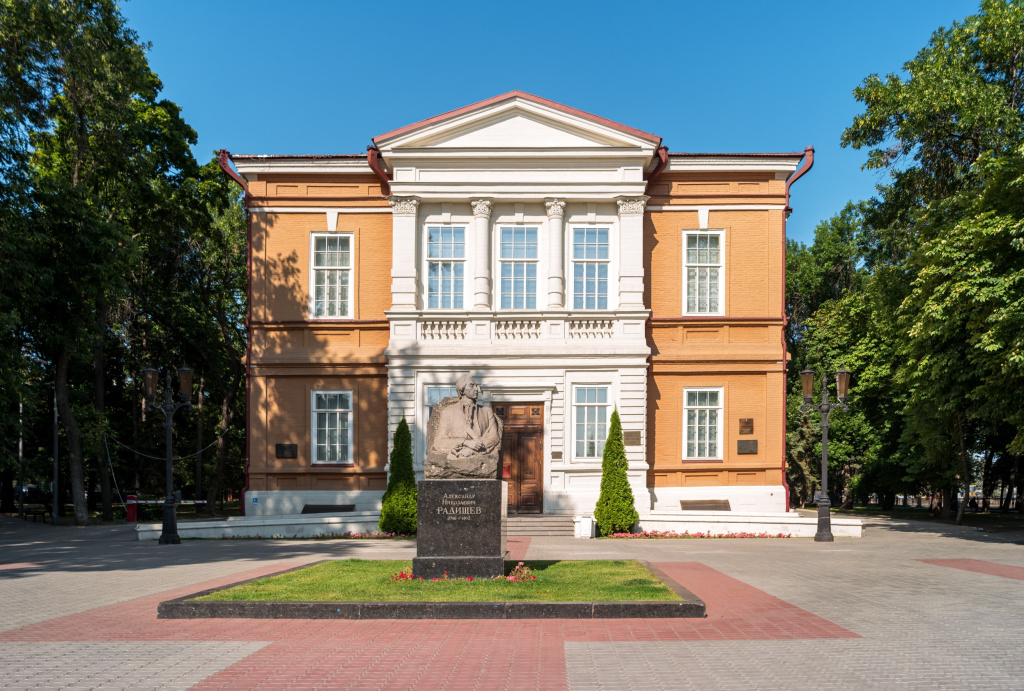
[193,559,682,603]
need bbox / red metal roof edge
[372,91,663,146]
[668,152,805,158]
[229,154,366,160]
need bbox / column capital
[544,199,566,219]
[616,196,649,216]
[470,199,493,219]
[388,196,420,215]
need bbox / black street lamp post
[801,366,851,543]
[142,366,193,545]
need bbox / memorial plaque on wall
[737,440,758,455]
[739,418,754,435]
[623,430,642,446]
[275,443,298,458]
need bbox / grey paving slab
[0,641,268,690]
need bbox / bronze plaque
[275,443,298,459]
[551,451,562,460]
[739,418,754,435]
[623,430,642,446]
[737,440,758,455]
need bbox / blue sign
[252,497,259,504]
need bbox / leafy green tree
[379,418,416,535]
[593,409,638,535]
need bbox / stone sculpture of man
[425,374,503,479]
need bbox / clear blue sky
[121,0,978,246]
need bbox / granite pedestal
[412,479,507,579]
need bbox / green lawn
[194,559,683,603]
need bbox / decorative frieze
[388,196,420,215]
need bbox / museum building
[225,91,812,521]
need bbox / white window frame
[425,384,458,421]
[570,226,611,310]
[498,225,539,310]
[683,387,724,461]
[425,225,467,310]
[571,384,611,461]
[309,232,354,319]
[682,229,725,316]
[311,390,354,465]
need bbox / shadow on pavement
[0,516,414,578]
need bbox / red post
[126,495,137,523]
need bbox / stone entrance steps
[506,514,575,537]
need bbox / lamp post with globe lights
[142,366,193,545]
[800,366,852,542]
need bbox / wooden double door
[495,403,544,514]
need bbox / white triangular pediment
[381,97,656,151]
[412,111,624,149]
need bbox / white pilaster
[389,196,419,310]
[471,199,493,308]
[616,196,648,309]
[545,199,566,308]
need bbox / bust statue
[424,375,504,479]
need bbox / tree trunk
[0,467,14,512]
[981,449,994,513]
[94,296,112,520]
[55,345,89,525]
[195,377,204,500]
[203,369,241,517]
[955,411,970,526]
[941,486,952,520]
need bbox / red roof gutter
[217,150,252,516]
[779,145,814,511]
[366,145,391,196]
[644,146,669,194]
[785,146,814,217]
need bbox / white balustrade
[420,320,467,341]
[493,319,542,340]
[569,319,615,339]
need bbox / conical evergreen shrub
[379,418,417,535]
[593,409,639,536]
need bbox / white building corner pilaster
[616,196,648,310]
[389,196,420,311]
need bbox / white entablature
[374,92,661,201]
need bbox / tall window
[684,231,723,314]
[572,228,609,309]
[312,234,351,318]
[684,389,721,459]
[427,226,465,309]
[499,227,538,309]
[426,384,458,419]
[312,391,352,464]
[574,386,608,459]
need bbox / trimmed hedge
[593,409,639,536]
[379,418,417,535]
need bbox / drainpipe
[217,150,252,516]
[367,145,391,195]
[780,146,814,512]
[644,146,669,195]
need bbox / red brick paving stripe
[0,562,40,571]
[507,537,530,562]
[918,558,1024,581]
[0,559,857,689]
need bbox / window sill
[681,458,724,463]
[311,462,355,467]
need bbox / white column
[545,199,566,308]
[616,196,648,309]
[471,199,493,309]
[389,196,419,310]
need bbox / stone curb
[157,559,707,620]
